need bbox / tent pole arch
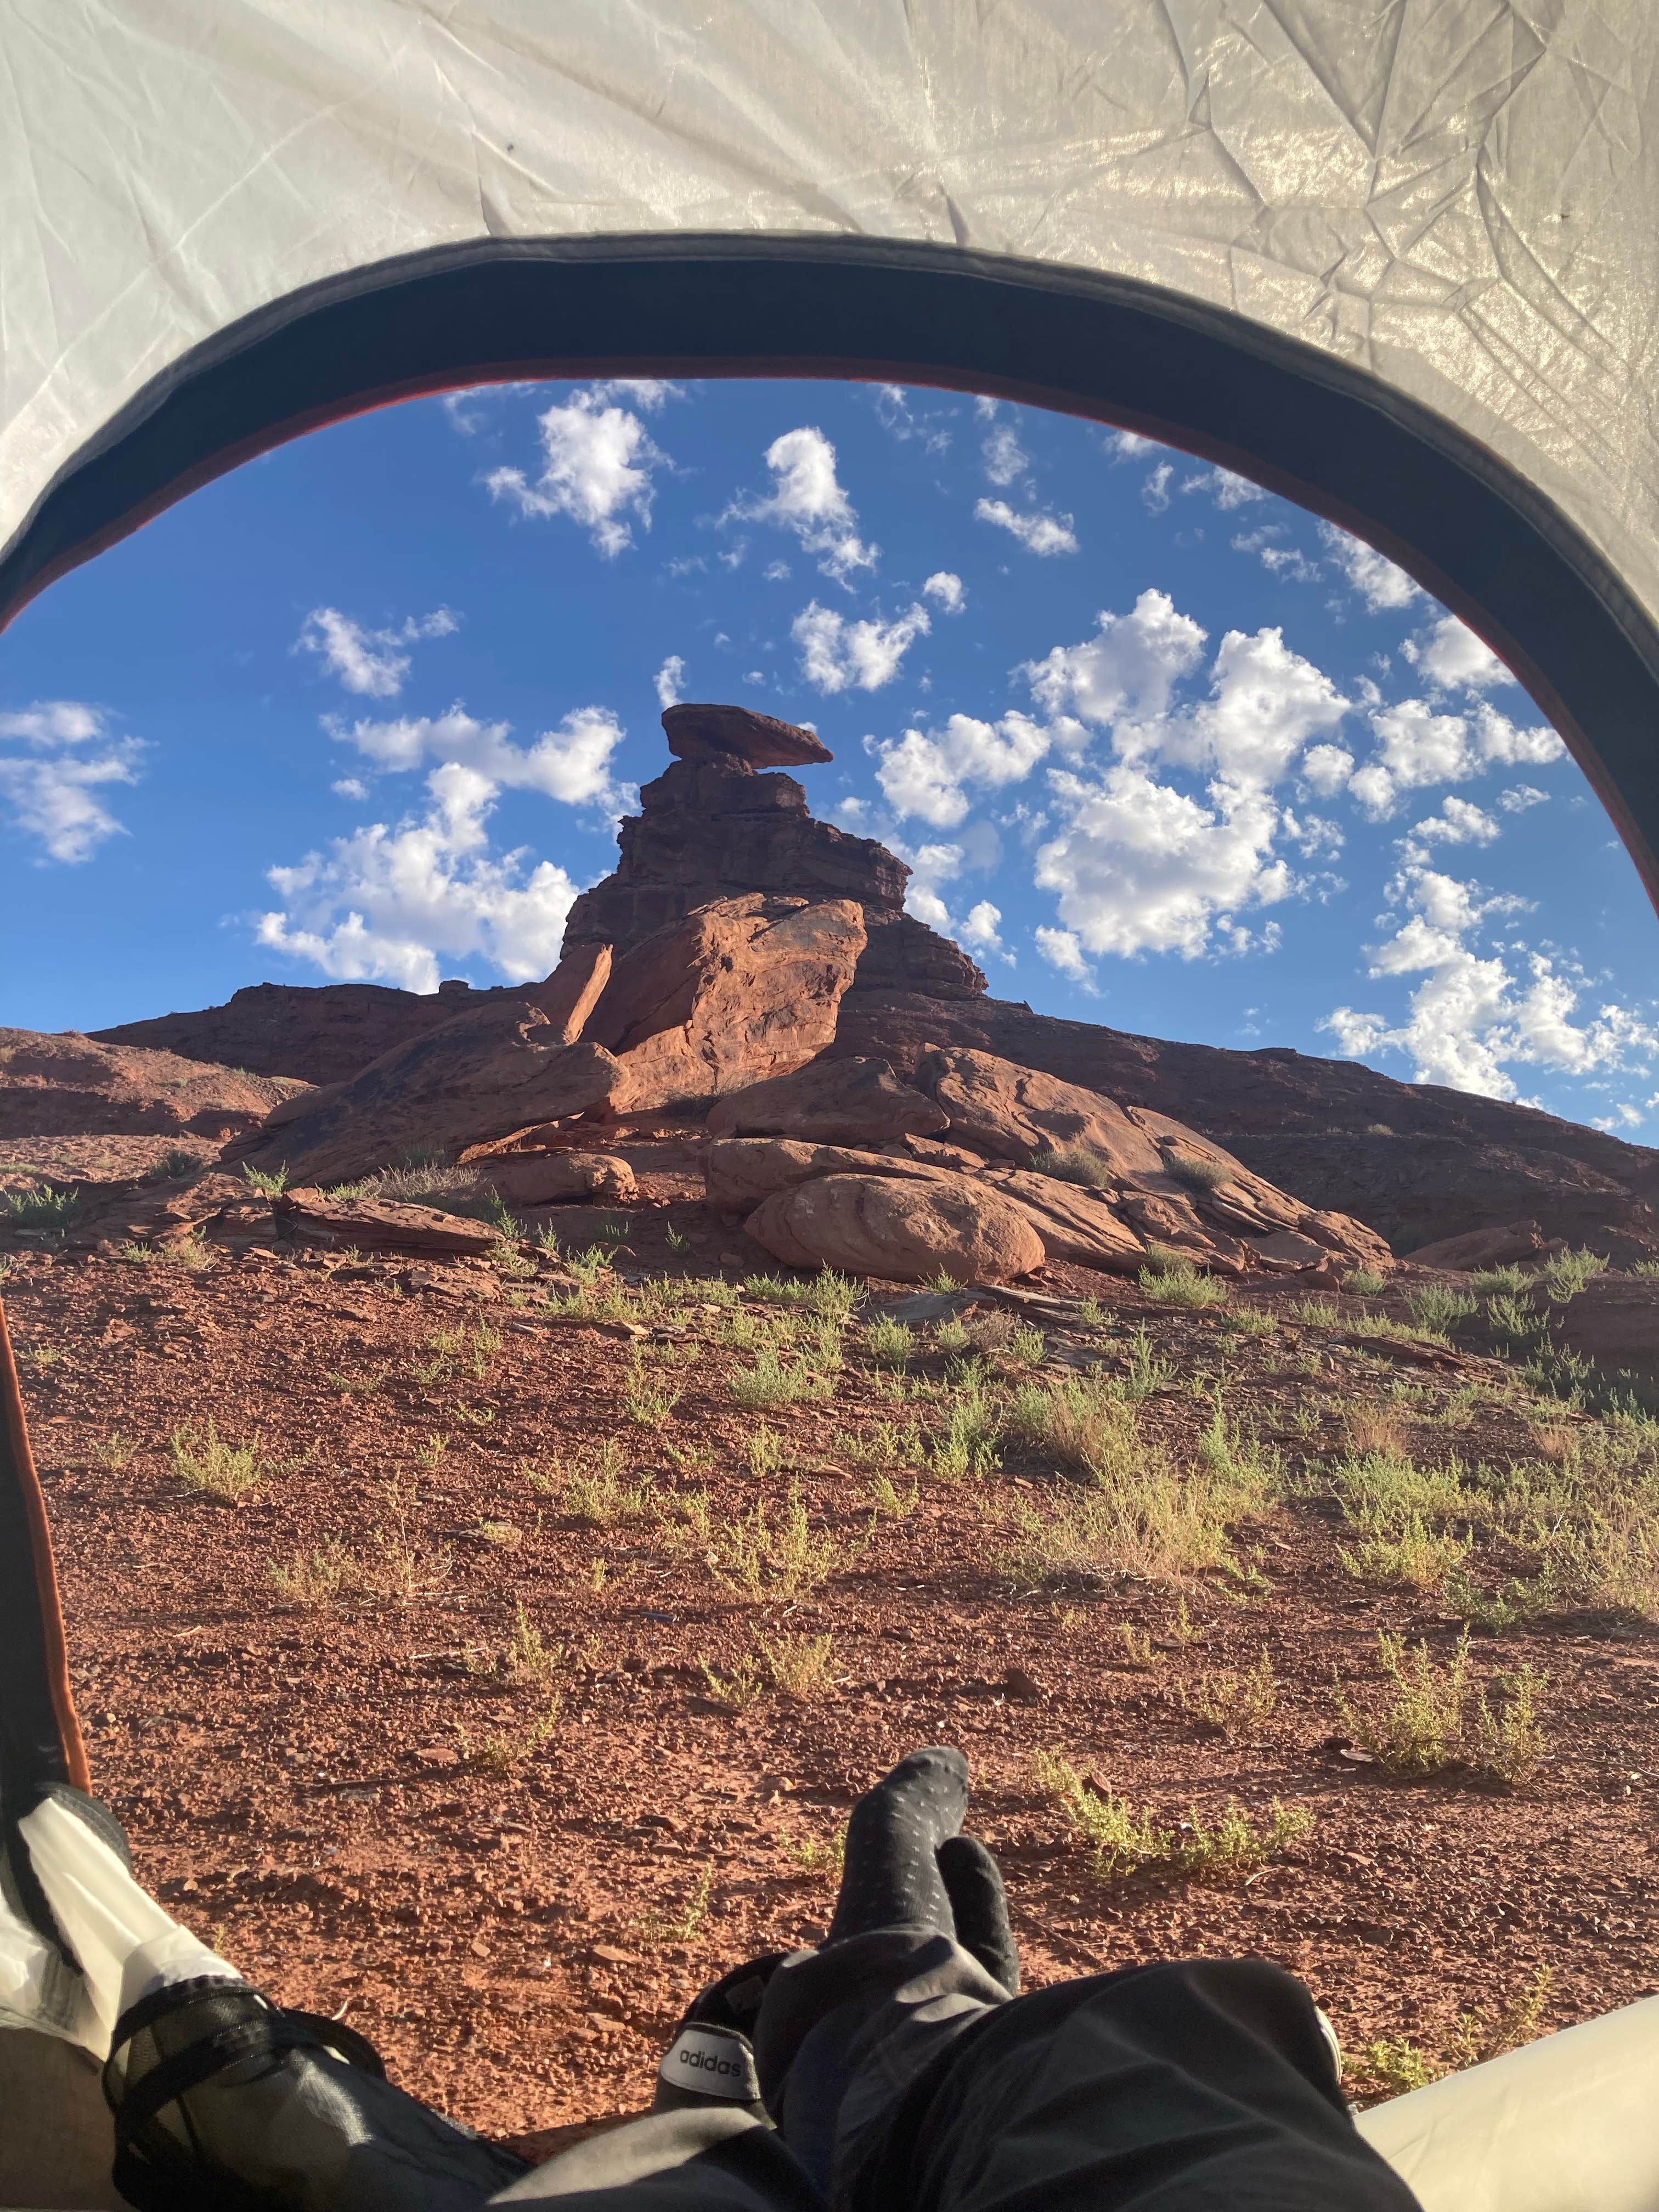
[1,237,1656,922]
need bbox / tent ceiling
[2,1,1657,909]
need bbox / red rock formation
[708,1047,1391,1282]
[747,1172,1047,1285]
[560,713,985,1002]
[0,1028,307,1139]
[661,701,832,769]
[589,894,867,1113]
[92,978,520,1085]
[229,1007,623,1187]
[833,992,1659,1260]
[705,1056,947,1146]
[78,702,1658,1258]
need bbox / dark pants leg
[494,1958,1419,2212]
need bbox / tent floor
[0,2030,120,2209]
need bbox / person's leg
[488,2109,823,2210]
[499,1956,1419,2212]
[835,1956,1420,2212]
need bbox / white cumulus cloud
[873,712,1051,828]
[1397,794,1500,865]
[923,572,966,614]
[1349,698,1564,817]
[295,606,459,698]
[258,764,580,993]
[1232,527,1318,584]
[1317,522,1422,611]
[723,427,877,585]
[328,702,633,814]
[793,601,930,695]
[974,499,1078,556]
[888,837,964,935]
[1141,464,1173,514]
[1323,864,1658,1097]
[1035,926,1093,984]
[0,699,145,862]
[1024,589,1206,732]
[1181,466,1264,510]
[1402,613,1515,693]
[1019,597,1351,961]
[960,900,1007,957]
[1035,768,1292,961]
[981,420,1029,486]
[654,654,685,709]
[485,387,673,556]
[1300,743,1356,797]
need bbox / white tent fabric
[2,2,1658,899]
[2,0,1654,596]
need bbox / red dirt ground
[7,1207,1659,2155]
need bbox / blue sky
[2,375,1657,1135]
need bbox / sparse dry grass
[1335,1632,1549,1787]
[756,1629,838,1700]
[1030,1144,1115,1188]
[171,1418,273,1501]
[1344,1407,1408,1457]
[562,1441,654,1527]
[1139,1249,1228,1307]
[707,1486,851,1600]
[1179,1649,1279,1736]
[460,1695,562,1776]
[269,1539,360,1605]
[731,1346,834,1408]
[1035,1752,1311,1884]
[1008,1372,1136,1482]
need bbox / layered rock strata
[0,1028,308,1139]
[230,893,867,1185]
[560,707,985,1002]
[92,978,520,1085]
[99,697,1657,1261]
[716,1048,1393,1285]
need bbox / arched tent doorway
[7,6,1659,2196]
[3,7,1659,913]
[5,236,1659,915]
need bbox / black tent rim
[0,231,1656,919]
[0,1297,89,1812]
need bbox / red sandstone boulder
[879,1134,990,1172]
[982,1168,1147,1271]
[662,702,833,770]
[78,1171,261,1248]
[706,1056,947,1146]
[918,1048,1391,1277]
[275,1188,506,1256]
[228,1005,622,1186]
[704,1138,955,1214]
[746,1172,1046,1284]
[1404,1220,1552,1271]
[917,1047,1169,1176]
[524,941,612,1043]
[589,895,867,1114]
[482,1152,636,1207]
